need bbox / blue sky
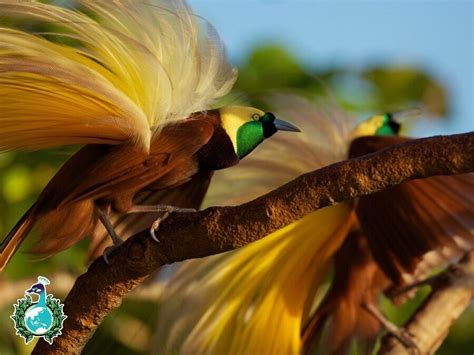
[190,0,473,136]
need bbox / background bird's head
[219,106,300,159]
[352,113,401,138]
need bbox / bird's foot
[395,329,419,354]
[363,301,419,354]
[149,206,196,243]
[102,239,124,264]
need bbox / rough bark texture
[379,251,474,355]
[32,132,474,354]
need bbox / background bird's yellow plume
[0,0,236,151]
[152,94,356,354]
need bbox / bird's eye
[251,113,260,121]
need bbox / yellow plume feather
[153,94,356,354]
[0,0,236,151]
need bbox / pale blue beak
[274,118,301,132]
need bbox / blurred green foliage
[232,45,449,117]
[0,26,469,355]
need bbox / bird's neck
[37,290,47,307]
[191,110,239,170]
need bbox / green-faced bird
[152,94,473,355]
[0,1,300,271]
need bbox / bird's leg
[126,205,196,214]
[388,263,464,299]
[126,205,196,243]
[387,274,441,299]
[97,207,123,264]
[362,301,419,354]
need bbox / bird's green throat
[236,113,279,159]
[375,113,401,136]
[236,121,265,159]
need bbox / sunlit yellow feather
[0,0,236,151]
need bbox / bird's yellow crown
[352,114,388,137]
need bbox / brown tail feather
[0,205,37,272]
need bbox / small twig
[387,265,455,300]
[32,132,474,354]
[388,275,442,299]
[363,302,419,354]
[379,250,474,355]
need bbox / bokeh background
[0,0,473,354]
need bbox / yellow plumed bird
[152,94,474,354]
[0,1,301,270]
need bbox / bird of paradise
[1,1,472,353]
[0,0,300,270]
[153,94,474,354]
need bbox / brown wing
[350,136,474,284]
[87,169,214,261]
[303,229,389,355]
[52,119,214,208]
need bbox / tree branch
[33,132,474,354]
[379,250,474,355]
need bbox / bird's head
[352,108,422,138]
[352,113,401,138]
[219,106,300,159]
[26,283,45,295]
